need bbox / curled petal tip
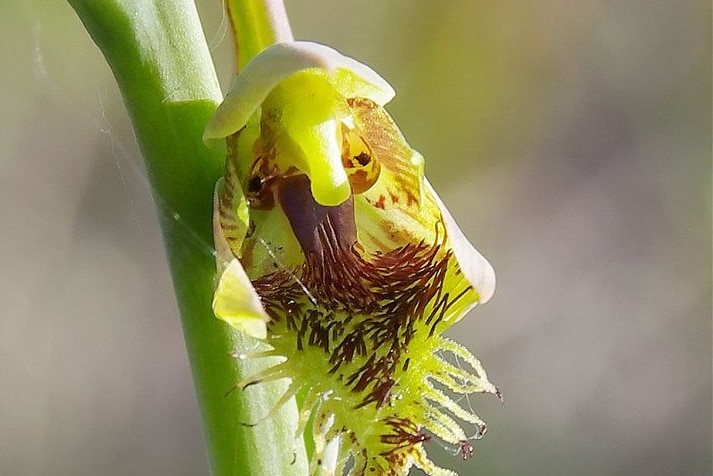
[204,41,395,147]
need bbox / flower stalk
[225,0,294,69]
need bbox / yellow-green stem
[226,0,294,70]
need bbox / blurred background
[1,1,710,475]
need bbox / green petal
[282,117,350,206]
[262,71,351,206]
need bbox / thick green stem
[67,0,307,475]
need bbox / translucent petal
[212,259,269,340]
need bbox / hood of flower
[208,41,497,476]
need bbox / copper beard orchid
[204,41,498,476]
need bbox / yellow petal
[203,41,394,148]
[212,259,269,340]
[264,72,351,206]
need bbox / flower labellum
[206,41,498,476]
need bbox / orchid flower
[205,41,498,476]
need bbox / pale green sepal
[203,41,395,148]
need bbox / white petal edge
[426,180,496,304]
[204,41,395,148]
